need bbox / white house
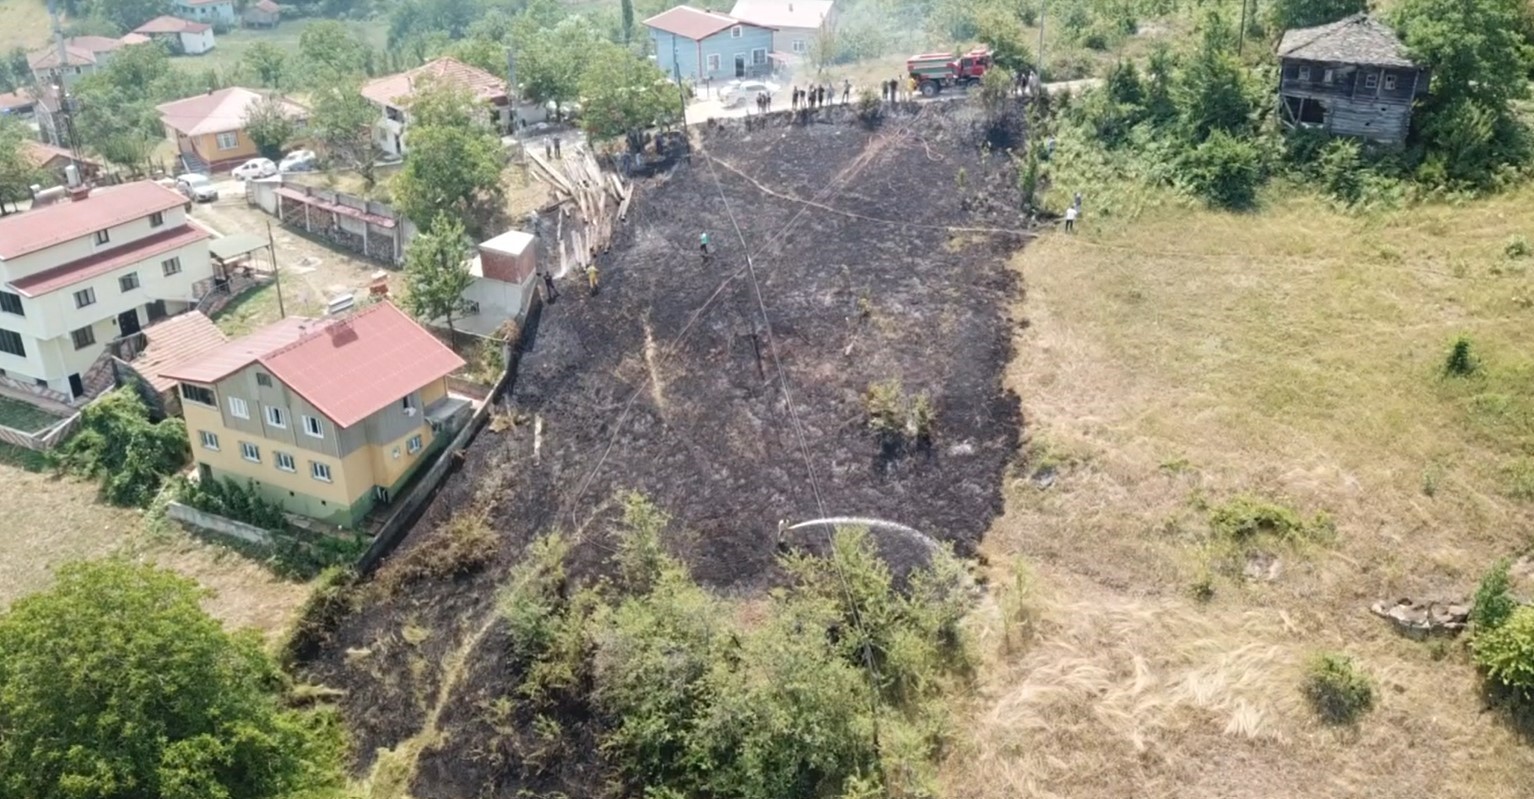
[0,182,215,399]
[360,57,511,158]
[172,0,237,26]
[727,0,834,61]
[26,36,126,88]
[459,230,537,336]
[132,16,217,55]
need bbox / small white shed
[460,230,538,336]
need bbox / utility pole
[1237,0,1248,56]
[1037,1,1046,80]
[266,219,286,318]
[672,34,687,123]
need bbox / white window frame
[162,257,182,276]
[407,434,422,454]
[240,441,261,462]
[302,414,323,438]
[118,272,139,292]
[149,211,164,228]
[1297,66,1310,81]
[730,25,742,38]
[1322,68,1334,84]
[74,287,96,308]
[199,430,219,450]
[1383,73,1397,91]
[1364,72,1378,89]
[266,405,286,428]
[751,47,767,66]
[70,326,95,350]
[791,38,806,54]
[93,229,109,245]
[215,131,239,150]
[310,461,332,482]
[706,53,721,72]
[275,451,296,472]
[228,396,249,419]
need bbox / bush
[863,380,936,454]
[53,389,188,507]
[1473,605,1534,696]
[1443,335,1478,377]
[853,88,883,128]
[1472,559,1517,631]
[1505,235,1531,259]
[1317,138,1364,205]
[177,476,287,529]
[1179,130,1263,210]
[1303,652,1375,724]
[375,508,498,594]
[1208,495,1332,543]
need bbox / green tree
[1179,129,1264,210]
[402,215,475,335]
[1176,11,1258,141]
[311,81,381,188]
[92,0,170,32]
[515,17,601,116]
[393,123,505,236]
[1267,0,1367,31]
[0,117,42,215]
[298,20,369,83]
[53,389,188,507]
[0,561,347,799]
[976,6,1035,75]
[579,43,677,149]
[1474,605,1534,695]
[621,0,635,43]
[242,95,299,160]
[1472,558,1518,631]
[242,42,288,89]
[72,42,201,171]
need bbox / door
[68,373,84,398]
[118,308,141,336]
[146,300,166,323]
[734,54,746,78]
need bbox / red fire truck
[906,47,993,97]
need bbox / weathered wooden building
[1276,14,1428,145]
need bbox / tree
[1175,11,1258,141]
[402,215,474,336]
[242,42,287,89]
[621,0,635,44]
[242,95,299,160]
[516,17,601,116]
[72,43,201,172]
[976,6,1035,75]
[1267,0,1367,31]
[391,122,506,236]
[298,20,368,83]
[0,118,42,215]
[90,0,170,32]
[579,43,677,150]
[310,82,381,188]
[0,561,347,799]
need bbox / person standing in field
[843,79,851,104]
[700,231,711,258]
[1064,205,1078,233]
[586,263,599,295]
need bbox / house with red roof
[360,57,511,157]
[0,181,215,400]
[133,15,217,55]
[156,87,307,172]
[644,5,776,84]
[162,301,471,527]
[26,36,127,88]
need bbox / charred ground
[301,101,1029,797]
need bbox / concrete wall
[167,500,273,546]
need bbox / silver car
[175,173,217,203]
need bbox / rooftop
[133,312,230,394]
[252,0,281,11]
[9,225,210,298]
[480,229,535,257]
[0,88,34,110]
[165,302,466,429]
[1277,13,1416,68]
[134,15,213,34]
[0,181,191,261]
[727,0,832,30]
[178,0,232,6]
[643,6,770,40]
[19,140,82,168]
[156,87,305,137]
[360,57,508,108]
[27,36,124,70]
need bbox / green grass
[168,18,389,82]
[0,440,49,471]
[0,0,53,52]
[0,395,65,434]
[211,281,287,337]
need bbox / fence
[245,177,417,265]
[355,291,543,576]
[0,412,83,452]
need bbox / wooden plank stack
[527,145,633,278]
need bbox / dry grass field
[0,0,52,53]
[946,186,1534,797]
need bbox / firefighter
[791,85,798,110]
[586,262,599,294]
[842,79,851,104]
[700,231,711,258]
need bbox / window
[275,451,296,472]
[161,257,182,277]
[1384,74,1397,91]
[70,326,95,350]
[199,430,219,450]
[93,229,109,245]
[1364,73,1378,89]
[401,395,416,413]
[791,38,806,54]
[407,434,422,454]
[73,287,95,308]
[266,405,287,427]
[228,396,249,418]
[256,373,272,387]
[216,131,239,150]
[181,383,215,405]
[149,211,164,228]
[1297,66,1310,81]
[0,329,24,358]
[302,414,323,438]
[731,25,742,38]
[752,48,766,66]
[310,461,332,482]
[0,292,22,316]
[707,53,721,72]
[240,441,261,462]
[1322,68,1334,84]
[118,272,140,292]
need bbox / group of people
[789,80,852,110]
[881,77,917,103]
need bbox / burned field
[302,102,1028,797]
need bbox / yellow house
[163,301,469,528]
[156,87,307,172]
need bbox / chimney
[67,184,90,202]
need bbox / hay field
[951,186,1534,798]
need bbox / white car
[722,80,781,108]
[231,158,277,181]
[279,149,317,173]
[174,173,217,203]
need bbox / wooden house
[1276,14,1428,145]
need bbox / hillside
[0,0,53,52]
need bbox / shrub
[1179,130,1263,210]
[1443,335,1478,377]
[1473,605,1534,696]
[375,508,498,594]
[853,88,883,128]
[864,380,937,454]
[1505,235,1531,259]
[1208,495,1331,543]
[1303,652,1375,724]
[1317,138,1364,205]
[53,389,188,507]
[1472,559,1517,631]
[177,476,287,529]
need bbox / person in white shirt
[1064,205,1079,232]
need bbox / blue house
[645,5,777,84]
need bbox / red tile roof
[643,6,770,40]
[164,302,465,429]
[253,0,281,11]
[133,312,230,393]
[134,15,213,34]
[9,225,209,297]
[20,140,76,169]
[0,88,34,111]
[360,57,508,107]
[0,181,191,261]
[157,87,305,137]
[27,36,124,70]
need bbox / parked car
[279,149,317,173]
[231,158,277,181]
[721,80,781,108]
[175,173,217,203]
